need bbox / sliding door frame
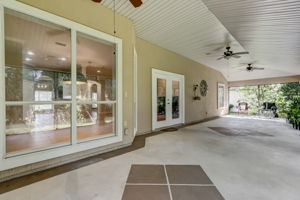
[0,0,123,170]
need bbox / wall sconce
[193,84,201,100]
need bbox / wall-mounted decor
[200,80,208,96]
[193,84,201,100]
[217,83,225,108]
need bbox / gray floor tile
[122,185,171,200]
[126,165,167,184]
[166,165,212,184]
[171,186,224,200]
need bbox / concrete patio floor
[1,116,300,200]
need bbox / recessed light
[25,58,32,61]
[97,70,101,73]
[27,51,34,55]
[60,57,66,61]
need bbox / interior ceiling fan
[243,63,264,72]
[217,46,249,60]
[91,0,143,8]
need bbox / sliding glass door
[0,0,122,170]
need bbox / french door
[152,69,185,130]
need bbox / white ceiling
[202,0,300,81]
[99,0,300,81]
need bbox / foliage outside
[233,82,300,118]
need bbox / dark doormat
[122,164,225,200]
[161,127,178,132]
[208,127,273,137]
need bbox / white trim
[71,29,77,145]
[0,0,123,170]
[0,4,5,160]
[5,101,116,105]
[152,69,185,131]
[217,83,226,109]
[164,165,173,200]
[126,183,215,187]
[133,47,138,136]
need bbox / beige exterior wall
[136,38,228,134]
[0,0,228,181]
[229,75,300,87]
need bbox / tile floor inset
[166,165,213,184]
[122,185,171,200]
[171,186,225,200]
[126,164,167,184]
[123,165,224,200]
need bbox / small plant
[229,104,234,111]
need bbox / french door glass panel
[172,81,180,119]
[153,72,183,129]
[157,78,166,122]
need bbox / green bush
[285,96,300,128]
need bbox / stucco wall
[136,38,228,134]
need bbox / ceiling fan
[91,0,143,8]
[243,63,264,72]
[217,46,249,60]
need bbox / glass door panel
[172,81,180,119]
[157,78,166,121]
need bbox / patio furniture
[260,102,279,118]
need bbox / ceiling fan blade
[129,0,143,7]
[233,51,249,55]
[217,56,224,60]
[232,55,241,58]
[91,0,102,2]
[253,67,264,70]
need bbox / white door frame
[152,69,185,130]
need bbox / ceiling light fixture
[63,65,87,85]
[60,57,67,61]
[97,70,101,73]
[27,51,34,55]
[25,58,32,61]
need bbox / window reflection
[4,9,71,102]
[6,104,71,153]
[77,104,115,141]
[76,32,116,101]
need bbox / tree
[279,82,300,101]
